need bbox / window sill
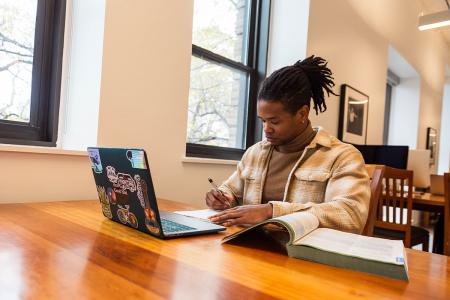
[0,144,87,157]
[182,156,239,165]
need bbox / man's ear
[296,105,310,123]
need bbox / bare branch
[191,136,227,143]
[0,60,20,72]
[228,0,239,9]
[0,59,31,72]
[0,112,20,120]
[0,48,33,57]
[0,31,33,52]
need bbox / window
[186,0,270,160]
[0,0,66,146]
[384,69,399,144]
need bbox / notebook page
[295,228,405,265]
[174,209,219,221]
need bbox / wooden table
[0,200,449,299]
[412,193,449,255]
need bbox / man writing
[206,56,370,233]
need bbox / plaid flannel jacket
[219,127,370,233]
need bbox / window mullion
[192,45,252,73]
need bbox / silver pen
[208,177,230,207]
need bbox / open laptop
[87,147,225,238]
[430,174,444,195]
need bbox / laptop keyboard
[161,218,195,233]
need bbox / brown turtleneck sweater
[261,121,317,203]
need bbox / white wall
[306,0,388,143]
[267,0,310,73]
[388,78,420,148]
[59,0,105,150]
[307,0,448,148]
[438,79,450,174]
[346,0,448,150]
[0,151,95,203]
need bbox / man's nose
[263,123,274,134]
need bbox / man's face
[257,100,307,146]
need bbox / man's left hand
[209,204,273,227]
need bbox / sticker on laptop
[88,149,103,173]
[144,207,160,235]
[134,174,150,209]
[106,186,126,206]
[117,205,138,228]
[106,166,137,193]
[126,150,147,169]
[96,185,112,219]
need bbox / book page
[274,212,319,243]
[295,228,406,265]
[222,212,318,244]
[173,209,219,221]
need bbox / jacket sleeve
[218,148,253,206]
[269,149,370,233]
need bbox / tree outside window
[0,0,36,122]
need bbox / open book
[222,212,409,281]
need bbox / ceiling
[418,0,450,49]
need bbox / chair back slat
[399,180,404,225]
[444,173,450,255]
[376,166,413,247]
[362,164,385,236]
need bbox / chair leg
[422,238,429,252]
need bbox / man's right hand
[205,189,235,210]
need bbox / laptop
[87,147,225,238]
[430,174,444,195]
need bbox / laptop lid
[88,147,165,238]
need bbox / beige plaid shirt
[219,127,370,233]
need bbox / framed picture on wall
[426,127,437,165]
[338,84,369,145]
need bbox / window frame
[0,0,66,146]
[186,0,270,160]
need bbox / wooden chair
[433,173,450,255]
[373,166,430,251]
[362,164,385,236]
[444,173,450,255]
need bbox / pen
[208,177,230,207]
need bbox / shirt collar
[260,126,333,149]
[306,126,333,149]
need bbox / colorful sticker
[134,174,150,209]
[106,166,136,193]
[144,207,160,234]
[96,185,112,219]
[126,150,147,169]
[88,149,103,173]
[106,187,117,205]
[117,205,138,228]
[115,190,130,206]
